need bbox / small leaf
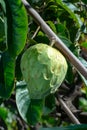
[47,21,57,33]
[79,98,87,112]
[16,81,44,126]
[81,42,87,49]
[0,107,8,121]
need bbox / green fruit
[21,43,68,99]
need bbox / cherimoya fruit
[21,43,68,99]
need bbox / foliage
[0,0,87,129]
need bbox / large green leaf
[0,51,15,98]
[39,124,87,130]
[4,0,28,58]
[16,81,44,126]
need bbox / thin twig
[22,0,87,80]
[32,26,40,39]
[80,112,87,116]
[56,95,80,124]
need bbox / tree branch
[56,95,80,124]
[22,0,87,80]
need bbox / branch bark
[57,95,80,124]
[22,0,87,80]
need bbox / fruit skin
[21,43,68,99]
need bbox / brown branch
[22,0,87,80]
[56,95,80,124]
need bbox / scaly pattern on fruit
[21,44,68,99]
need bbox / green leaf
[64,2,79,12]
[81,42,87,49]
[43,94,55,115]
[0,107,8,121]
[28,99,44,125]
[55,0,81,28]
[16,81,44,126]
[79,98,87,112]
[5,0,28,57]
[39,124,87,130]
[58,35,79,55]
[58,35,72,48]
[47,21,57,33]
[0,51,15,98]
[55,21,70,38]
[0,0,6,13]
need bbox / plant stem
[57,95,80,124]
[22,0,87,80]
[32,26,40,39]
